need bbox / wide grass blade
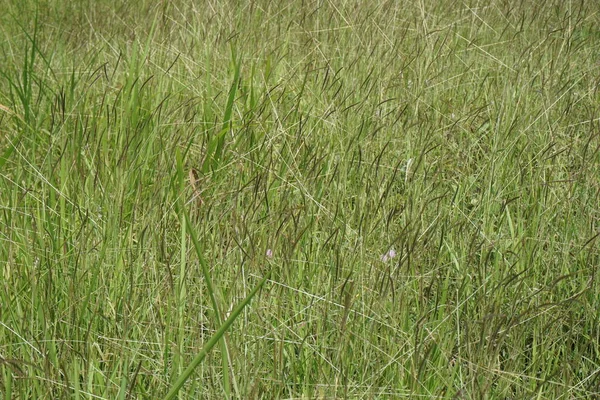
[202,48,241,173]
[177,148,233,396]
[162,269,270,400]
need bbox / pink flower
[266,249,273,258]
[381,248,396,262]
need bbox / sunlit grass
[1,0,599,398]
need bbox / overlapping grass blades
[0,0,599,398]
[202,48,241,174]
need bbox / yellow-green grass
[1,1,599,398]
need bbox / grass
[1,0,599,398]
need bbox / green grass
[1,0,599,398]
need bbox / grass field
[1,0,600,398]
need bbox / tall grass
[1,0,599,398]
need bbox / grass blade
[162,270,270,400]
[202,49,241,173]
